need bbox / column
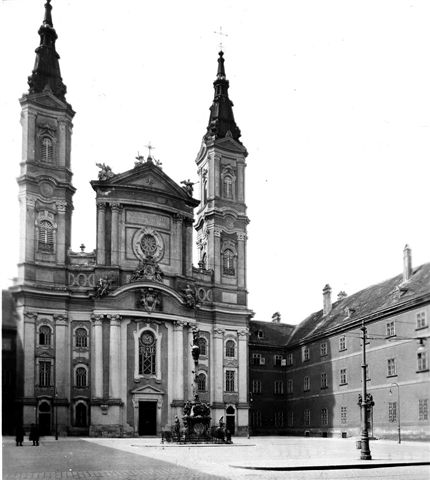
[96,203,106,265]
[23,312,37,398]
[185,220,194,277]
[237,329,248,403]
[214,229,222,283]
[56,201,67,265]
[187,326,195,400]
[24,197,36,263]
[237,233,247,289]
[92,315,104,398]
[173,321,184,401]
[110,203,121,265]
[209,155,216,199]
[173,214,183,274]
[237,161,245,202]
[54,314,69,398]
[213,327,224,404]
[108,315,121,398]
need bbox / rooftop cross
[213,26,228,51]
[145,142,155,160]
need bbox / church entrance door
[38,402,51,435]
[138,401,157,435]
[226,406,235,435]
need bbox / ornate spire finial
[27,0,68,103]
[145,142,155,161]
[204,50,241,143]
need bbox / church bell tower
[18,0,75,285]
[195,51,249,306]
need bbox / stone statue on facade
[94,277,112,298]
[130,258,164,283]
[96,163,115,181]
[180,179,195,196]
[183,284,197,308]
[138,287,161,313]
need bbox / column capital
[214,228,222,238]
[56,201,68,213]
[237,328,249,339]
[110,202,122,211]
[107,314,121,326]
[173,320,187,330]
[172,213,185,224]
[91,314,104,325]
[237,232,247,241]
[24,311,38,323]
[97,202,107,210]
[26,197,36,207]
[54,314,68,325]
[213,327,225,337]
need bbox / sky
[0,0,429,325]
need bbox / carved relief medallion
[132,227,164,262]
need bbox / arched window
[75,403,88,427]
[223,175,233,199]
[75,367,87,387]
[225,340,236,357]
[39,325,52,346]
[39,361,51,387]
[197,373,207,392]
[139,331,156,375]
[75,328,88,348]
[38,220,54,253]
[41,137,53,163]
[223,249,235,276]
[198,337,207,356]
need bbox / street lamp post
[55,388,58,440]
[389,382,401,444]
[359,320,372,460]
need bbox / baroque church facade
[11,1,252,436]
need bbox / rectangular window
[287,379,293,394]
[287,411,294,427]
[386,321,395,337]
[304,409,311,426]
[252,353,261,366]
[274,354,282,366]
[225,370,235,392]
[321,408,328,426]
[286,353,293,366]
[304,376,310,392]
[388,402,397,422]
[417,352,428,372]
[417,311,427,329]
[341,406,347,425]
[274,380,284,395]
[387,358,397,377]
[252,379,262,394]
[321,372,328,389]
[339,336,346,351]
[39,361,51,387]
[252,410,262,428]
[320,342,327,356]
[274,411,284,427]
[340,368,347,385]
[419,399,428,420]
[302,346,310,362]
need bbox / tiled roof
[249,320,295,346]
[288,262,430,346]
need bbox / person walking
[29,423,39,446]
[15,425,25,446]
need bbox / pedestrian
[15,425,25,446]
[29,423,39,446]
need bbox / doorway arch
[38,401,51,435]
[226,405,236,435]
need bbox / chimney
[403,244,412,282]
[337,291,347,302]
[323,284,332,316]
[272,312,281,323]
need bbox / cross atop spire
[145,142,155,160]
[213,26,228,52]
[27,0,68,103]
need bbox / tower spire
[27,0,67,102]
[204,51,241,143]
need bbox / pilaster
[92,315,104,398]
[108,314,121,399]
[54,314,69,398]
[23,312,37,398]
[96,203,106,265]
[110,203,121,265]
[237,328,248,404]
[213,327,225,404]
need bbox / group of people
[15,424,40,446]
